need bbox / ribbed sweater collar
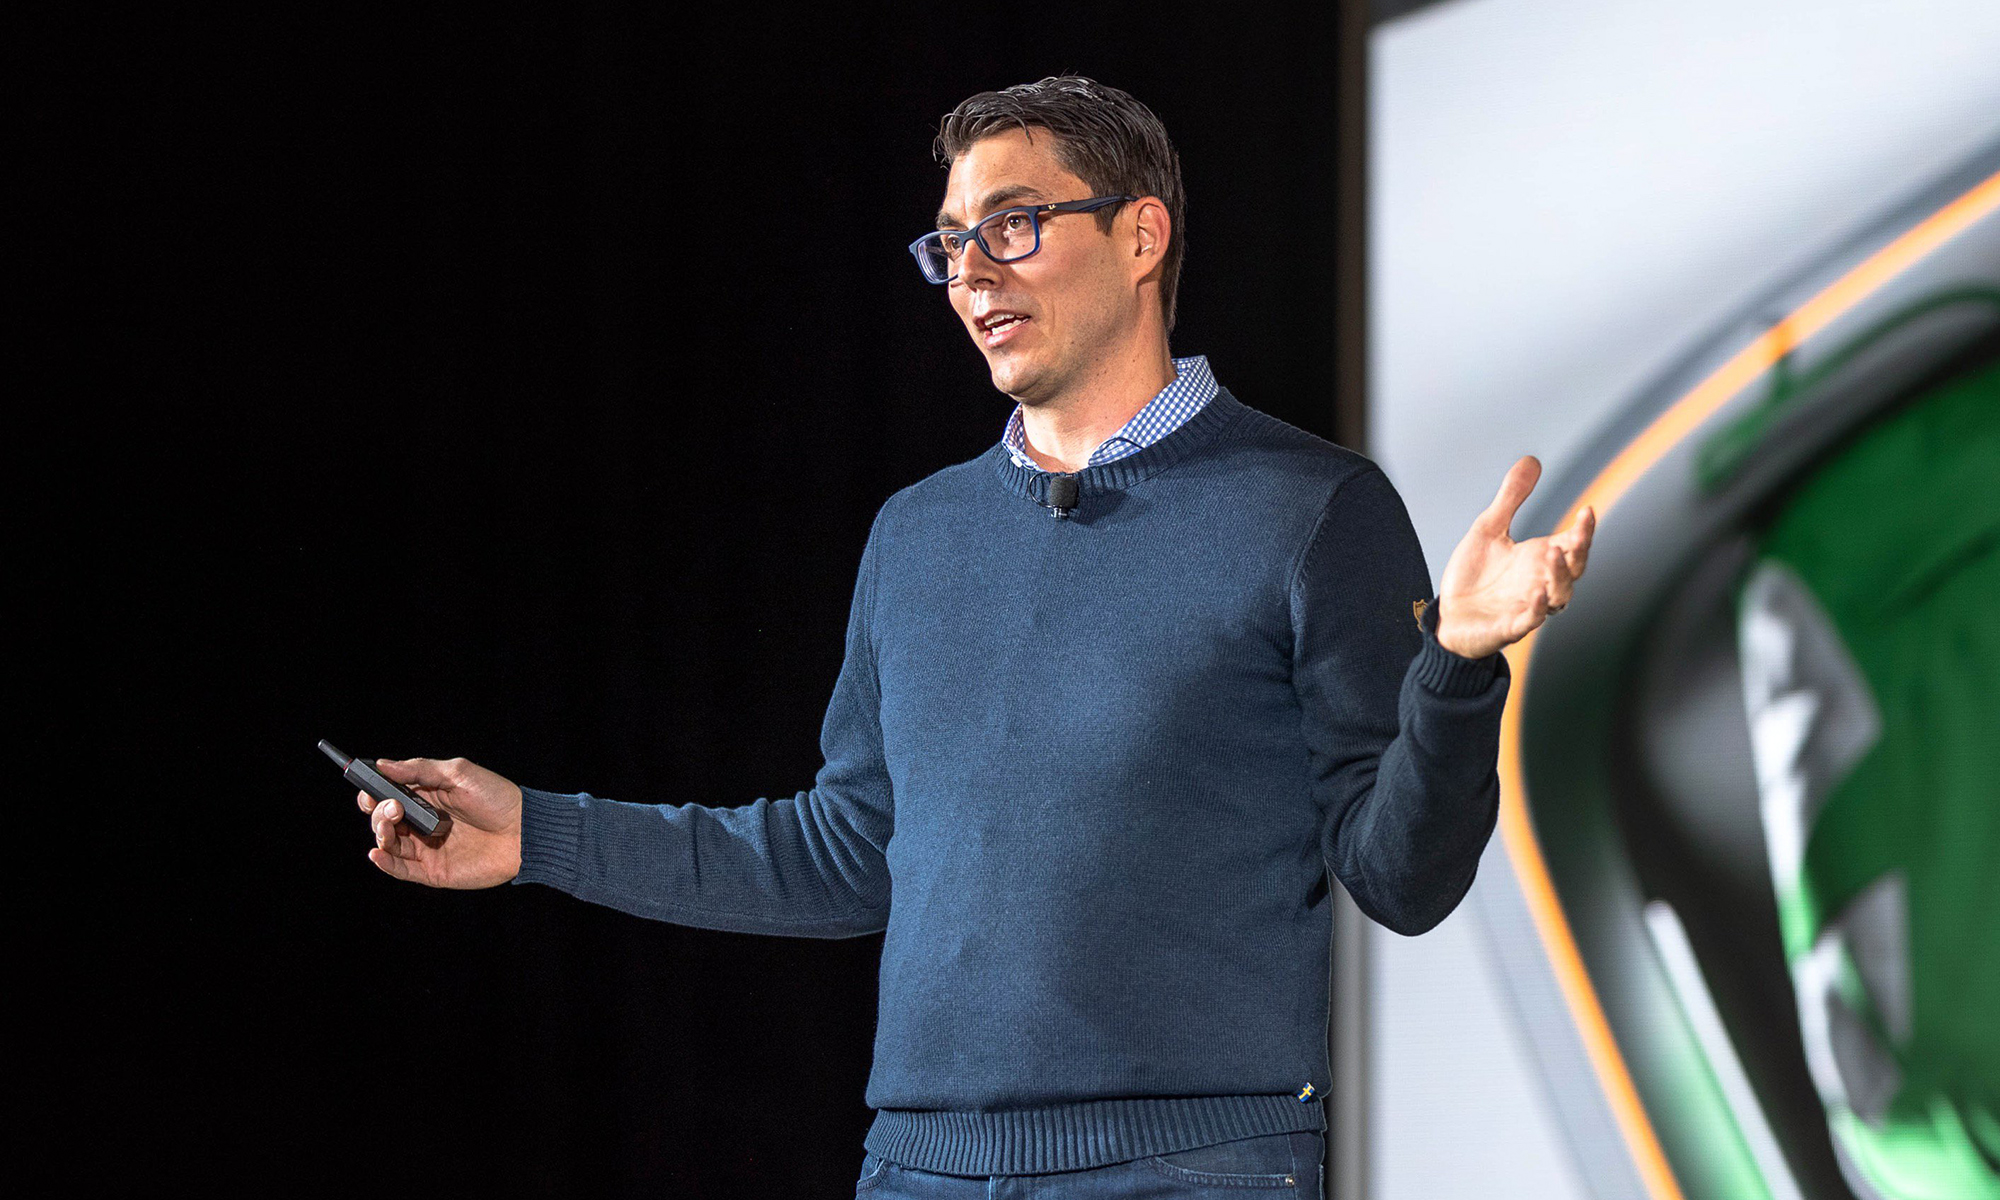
[989,386,1250,505]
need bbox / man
[358,76,1594,1197]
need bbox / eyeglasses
[908,194,1137,284]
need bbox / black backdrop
[69,7,1355,1195]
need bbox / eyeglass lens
[920,209,1038,281]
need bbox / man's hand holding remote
[358,757,524,888]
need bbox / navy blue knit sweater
[513,387,1510,1174]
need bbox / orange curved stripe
[1495,164,2000,1200]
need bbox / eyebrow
[936,185,1048,229]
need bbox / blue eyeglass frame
[908,194,1138,283]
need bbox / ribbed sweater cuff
[1412,629,1501,697]
[512,785,584,890]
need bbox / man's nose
[954,230,1002,290]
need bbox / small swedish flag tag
[1296,1082,1317,1103]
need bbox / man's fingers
[1563,506,1594,576]
[1478,455,1541,538]
[372,800,403,849]
[368,847,426,883]
[382,831,426,861]
[375,757,454,790]
[1535,538,1578,611]
[357,790,375,814]
[1547,538,1577,578]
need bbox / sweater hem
[862,1093,1327,1175]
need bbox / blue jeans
[854,1130,1324,1198]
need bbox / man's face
[935,127,1138,404]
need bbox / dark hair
[934,75,1187,336]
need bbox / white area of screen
[1368,1,2000,1197]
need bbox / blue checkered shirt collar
[1001,354,1219,472]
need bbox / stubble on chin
[988,357,1037,405]
[992,353,1065,409]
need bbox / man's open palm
[1434,455,1595,659]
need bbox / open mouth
[981,313,1030,346]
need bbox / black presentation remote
[319,739,443,836]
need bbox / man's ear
[1131,196,1169,279]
